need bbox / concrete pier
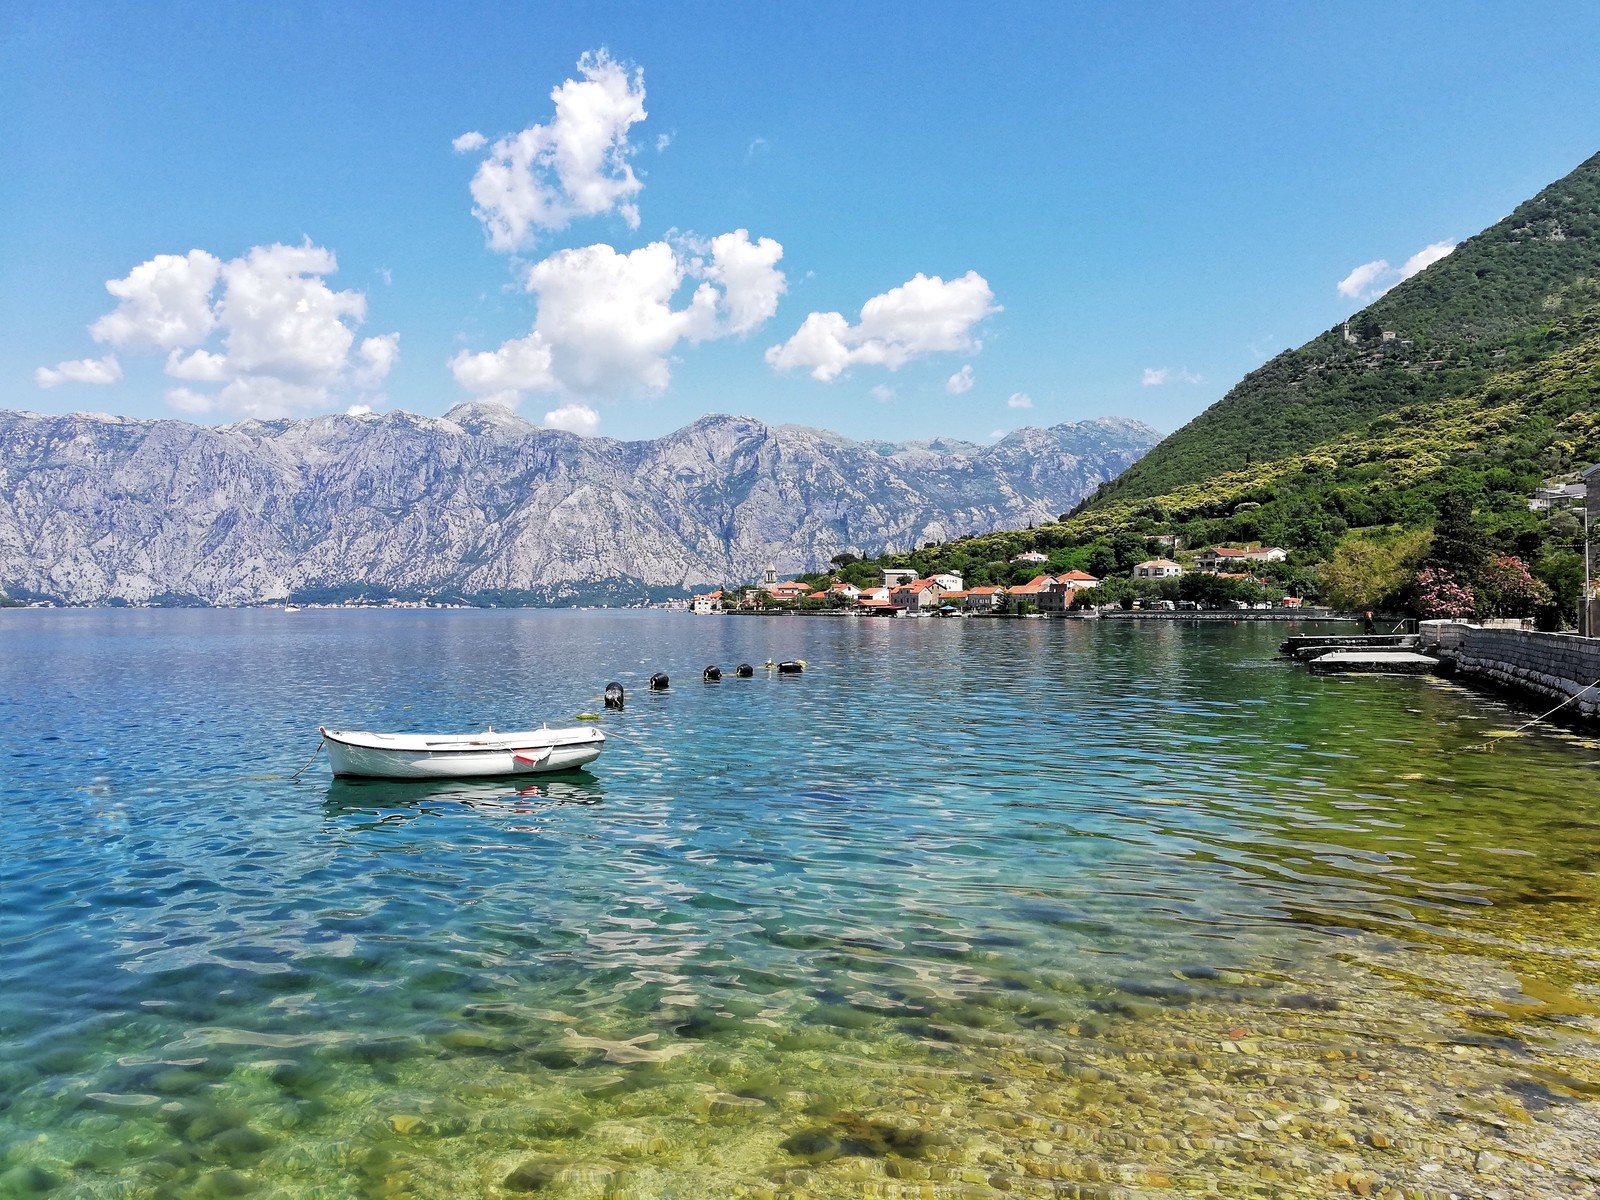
[1306,651,1441,675]
[1280,634,1415,656]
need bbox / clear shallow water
[2,610,1599,1199]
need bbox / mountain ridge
[0,405,1160,605]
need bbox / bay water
[3,610,1599,1198]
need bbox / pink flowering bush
[1412,567,1476,620]
[1477,554,1553,617]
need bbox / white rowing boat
[319,725,605,780]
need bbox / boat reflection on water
[323,772,605,827]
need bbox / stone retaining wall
[1423,624,1600,724]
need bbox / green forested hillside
[1093,151,1600,504]
[827,154,1600,622]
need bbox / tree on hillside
[1424,492,1491,575]
[1321,529,1430,611]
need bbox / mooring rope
[288,737,325,781]
[1474,676,1600,751]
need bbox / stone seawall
[1422,623,1600,725]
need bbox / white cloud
[90,250,221,349]
[465,51,647,253]
[946,365,974,394]
[165,387,215,414]
[165,348,229,381]
[746,137,769,161]
[449,332,555,407]
[354,333,400,388]
[452,131,487,153]
[989,428,1007,440]
[347,404,376,417]
[1007,392,1033,409]
[1401,240,1456,280]
[34,354,122,388]
[543,403,600,435]
[1336,259,1390,300]
[655,132,672,152]
[765,271,1000,382]
[48,241,397,418]
[694,230,786,336]
[1336,240,1456,302]
[1141,367,1202,386]
[870,384,895,402]
[451,232,784,404]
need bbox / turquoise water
[3,610,1599,1198]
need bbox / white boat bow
[319,724,605,780]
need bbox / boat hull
[320,727,605,780]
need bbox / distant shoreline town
[687,543,1303,618]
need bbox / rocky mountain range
[0,404,1159,605]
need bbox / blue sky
[6,2,1600,444]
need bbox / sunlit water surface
[3,610,1600,1199]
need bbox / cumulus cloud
[34,354,122,388]
[1141,367,1202,387]
[452,131,487,153]
[450,230,785,405]
[946,365,974,394]
[90,250,221,349]
[1336,240,1457,301]
[347,404,376,417]
[465,51,647,252]
[449,331,556,406]
[765,271,1000,382]
[45,241,397,418]
[1336,259,1390,300]
[1007,392,1033,409]
[543,402,600,435]
[692,230,786,335]
[1401,240,1456,280]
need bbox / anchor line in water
[289,737,325,781]
[1475,675,1600,750]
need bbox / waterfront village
[688,543,1297,617]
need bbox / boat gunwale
[319,726,605,755]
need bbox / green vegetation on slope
[1093,150,1600,504]
[831,155,1600,624]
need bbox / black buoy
[777,659,804,674]
[735,663,754,677]
[649,672,670,691]
[703,665,722,682]
[603,682,626,710]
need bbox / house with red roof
[963,585,1008,613]
[889,577,948,613]
[1038,571,1100,613]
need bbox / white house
[1194,546,1286,572]
[1133,558,1183,579]
[929,571,964,591]
[691,590,723,614]
[1529,481,1587,512]
[828,581,861,601]
[1010,551,1049,565]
